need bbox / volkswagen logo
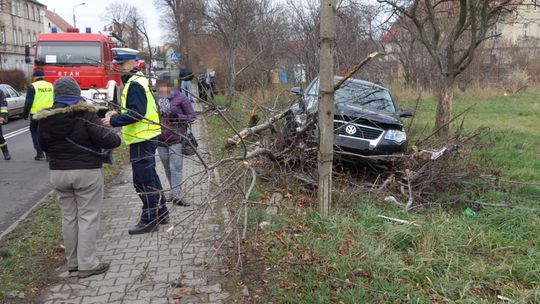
[345,124,357,135]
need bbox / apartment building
[0,0,45,75]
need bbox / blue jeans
[129,138,168,224]
[157,143,183,200]
[181,80,193,102]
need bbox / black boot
[128,222,158,235]
[1,146,10,160]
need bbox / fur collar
[33,102,97,120]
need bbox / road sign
[170,51,180,61]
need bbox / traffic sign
[170,51,180,61]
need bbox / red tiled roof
[44,9,73,32]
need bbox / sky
[38,0,163,46]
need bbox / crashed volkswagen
[286,76,412,158]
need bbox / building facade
[0,0,45,75]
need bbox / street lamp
[72,2,86,28]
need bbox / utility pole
[317,0,335,216]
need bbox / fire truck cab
[25,27,125,112]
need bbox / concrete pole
[317,0,335,216]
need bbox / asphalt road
[0,117,51,234]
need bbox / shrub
[0,69,26,92]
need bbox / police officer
[23,69,53,160]
[101,48,169,235]
[0,89,10,160]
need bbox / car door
[6,86,23,115]
[0,86,13,114]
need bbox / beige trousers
[50,168,103,271]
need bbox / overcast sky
[38,0,163,46]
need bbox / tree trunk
[318,0,335,216]
[226,50,236,108]
[434,77,455,136]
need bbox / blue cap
[111,48,140,64]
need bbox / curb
[0,190,54,241]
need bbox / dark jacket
[23,83,35,119]
[179,67,193,81]
[0,90,7,121]
[157,89,196,146]
[110,70,148,127]
[34,102,122,170]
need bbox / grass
[0,144,129,303]
[255,198,540,303]
[400,89,540,200]
[203,87,540,303]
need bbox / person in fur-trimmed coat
[35,77,121,278]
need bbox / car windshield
[305,77,396,112]
[36,41,101,66]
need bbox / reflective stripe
[30,81,54,114]
[0,107,7,113]
[120,72,161,144]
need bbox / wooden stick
[377,215,420,226]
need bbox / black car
[287,76,412,158]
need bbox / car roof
[334,76,387,91]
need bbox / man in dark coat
[179,64,194,102]
[35,77,122,278]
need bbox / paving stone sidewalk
[38,105,229,304]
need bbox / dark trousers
[0,125,6,149]
[129,137,168,224]
[30,118,43,155]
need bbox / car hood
[334,103,403,127]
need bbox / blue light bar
[51,27,57,33]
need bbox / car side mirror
[290,87,303,96]
[398,109,413,118]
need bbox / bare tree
[378,0,516,135]
[102,1,145,49]
[154,0,207,65]
[285,0,383,81]
[202,0,288,106]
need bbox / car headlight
[384,129,407,143]
[92,92,107,100]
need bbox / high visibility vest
[120,72,161,145]
[30,80,54,114]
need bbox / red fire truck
[25,27,126,112]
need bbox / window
[31,6,34,20]
[13,29,17,45]
[24,3,28,18]
[26,30,30,43]
[36,41,102,66]
[490,25,498,40]
[10,0,16,15]
[33,31,36,43]
[533,0,539,10]
[18,28,23,45]
[524,23,529,38]
[0,27,5,43]
[103,42,109,66]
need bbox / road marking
[5,126,29,139]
